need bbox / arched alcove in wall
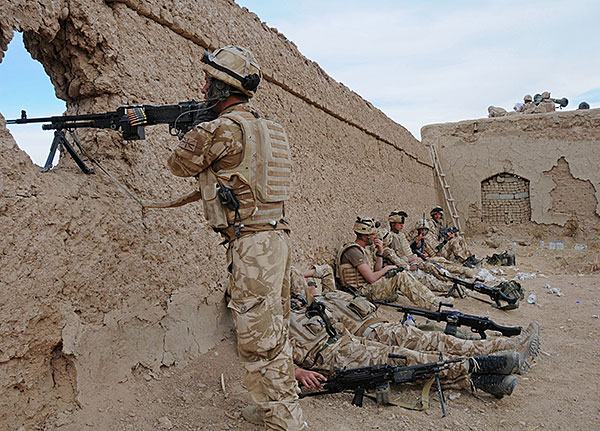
[481,172,531,224]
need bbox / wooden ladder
[429,144,463,232]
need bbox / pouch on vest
[198,169,228,229]
[347,296,376,318]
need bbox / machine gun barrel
[6,100,217,173]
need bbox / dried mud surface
[17,234,599,431]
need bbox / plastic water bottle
[512,240,517,250]
[405,315,416,326]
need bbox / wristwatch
[376,252,384,257]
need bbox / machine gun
[299,355,463,417]
[435,226,459,252]
[7,100,218,173]
[442,274,519,309]
[374,301,522,339]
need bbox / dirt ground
[34,230,600,431]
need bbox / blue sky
[1,1,599,165]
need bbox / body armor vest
[199,110,292,232]
[335,243,372,288]
[321,291,386,336]
[390,231,414,258]
[289,309,330,367]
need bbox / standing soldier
[167,45,305,430]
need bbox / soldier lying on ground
[335,217,444,310]
[291,266,541,366]
[289,292,523,399]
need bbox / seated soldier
[375,226,453,295]
[411,219,481,269]
[387,210,476,282]
[291,267,540,370]
[429,207,480,267]
[289,291,522,399]
[336,217,444,310]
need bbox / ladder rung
[447,198,454,201]
[444,184,450,188]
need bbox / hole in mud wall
[481,172,531,224]
[1,31,66,167]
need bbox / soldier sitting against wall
[386,210,477,281]
[428,207,481,267]
[335,217,445,310]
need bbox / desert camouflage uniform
[429,217,473,262]
[389,230,415,260]
[337,242,443,310]
[418,258,477,280]
[519,101,536,114]
[312,289,521,357]
[311,264,336,294]
[534,100,555,113]
[289,305,468,381]
[369,243,450,294]
[168,103,304,430]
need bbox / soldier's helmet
[201,45,262,97]
[415,219,430,230]
[388,210,407,223]
[430,206,444,217]
[524,94,533,102]
[376,227,392,247]
[354,217,378,235]
[541,91,551,99]
[578,102,590,109]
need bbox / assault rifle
[299,355,463,417]
[437,226,459,242]
[374,301,522,339]
[442,274,518,308]
[7,100,217,173]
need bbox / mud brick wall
[422,109,600,232]
[0,0,436,426]
[481,173,531,224]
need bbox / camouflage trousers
[312,263,336,293]
[366,322,517,357]
[359,271,443,310]
[419,257,477,281]
[314,334,468,382]
[408,269,452,293]
[438,236,472,262]
[227,230,305,431]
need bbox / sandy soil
[37,235,600,431]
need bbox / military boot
[515,323,542,375]
[499,251,516,266]
[241,405,265,425]
[468,352,520,375]
[471,374,518,399]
